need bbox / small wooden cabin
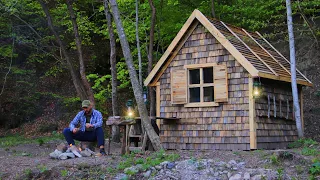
[144,10,312,150]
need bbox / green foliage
[23,168,32,178]
[276,168,284,180]
[37,139,44,146]
[270,154,280,165]
[60,169,68,177]
[301,147,319,156]
[37,164,47,173]
[0,133,63,147]
[288,138,318,149]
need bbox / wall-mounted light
[253,81,261,98]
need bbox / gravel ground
[0,141,313,180]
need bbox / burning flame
[79,147,82,152]
[70,144,72,147]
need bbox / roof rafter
[256,31,312,84]
[220,21,278,76]
[242,29,291,76]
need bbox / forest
[0,0,319,141]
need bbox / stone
[155,165,162,170]
[229,174,242,180]
[214,172,219,176]
[167,162,175,169]
[69,146,82,158]
[223,170,228,174]
[135,164,143,171]
[243,172,250,180]
[238,162,246,166]
[160,161,169,167]
[49,149,62,159]
[228,160,237,165]
[232,167,238,171]
[56,143,67,152]
[227,164,232,168]
[80,149,92,157]
[143,170,151,178]
[251,175,263,180]
[124,167,139,174]
[227,172,232,178]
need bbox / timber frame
[144,9,312,87]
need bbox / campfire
[49,143,95,160]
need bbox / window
[171,63,228,106]
[186,64,217,107]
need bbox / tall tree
[38,0,88,101]
[147,0,156,117]
[108,0,162,151]
[136,0,143,87]
[286,0,303,137]
[211,0,216,18]
[66,0,95,105]
[103,0,120,142]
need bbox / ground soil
[0,139,316,180]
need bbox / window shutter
[171,69,187,104]
[214,65,228,102]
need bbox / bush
[288,138,318,149]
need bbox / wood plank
[249,78,257,149]
[149,21,199,86]
[242,29,292,76]
[144,10,198,86]
[258,72,313,86]
[156,82,161,130]
[220,21,278,76]
[255,31,312,85]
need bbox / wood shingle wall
[159,23,251,150]
[255,80,298,149]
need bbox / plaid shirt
[69,109,103,132]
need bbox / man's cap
[82,100,91,108]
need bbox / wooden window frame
[184,63,219,107]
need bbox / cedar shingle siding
[159,24,251,150]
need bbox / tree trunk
[103,0,120,143]
[66,0,95,106]
[136,0,143,87]
[286,0,303,137]
[211,0,216,18]
[38,0,87,101]
[108,0,162,151]
[148,0,156,117]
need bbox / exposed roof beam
[255,31,312,84]
[220,21,278,76]
[242,29,291,76]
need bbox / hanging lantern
[143,87,148,104]
[126,99,134,117]
[253,81,261,98]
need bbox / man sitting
[63,100,106,155]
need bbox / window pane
[189,87,200,103]
[203,86,214,102]
[203,67,213,83]
[189,69,200,84]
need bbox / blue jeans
[63,127,105,147]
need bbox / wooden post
[125,124,129,154]
[299,87,304,134]
[249,78,257,149]
[156,82,161,129]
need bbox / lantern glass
[253,82,261,98]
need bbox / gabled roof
[144,9,312,87]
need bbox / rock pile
[115,159,283,180]
[49,143,95,160]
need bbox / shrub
[301,147,319,156]
[288,138,318,149]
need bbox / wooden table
[106,116,180,155]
